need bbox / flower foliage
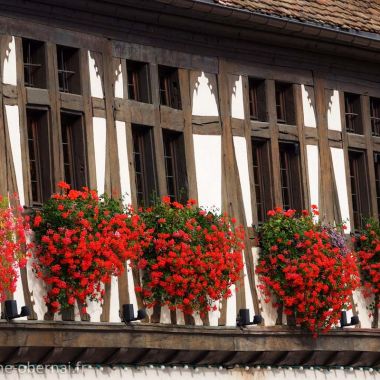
[256,206,359,334]
[0,195,30,302]
[132,197,244,317]
[32,182,148,314]
[354,219,380,311]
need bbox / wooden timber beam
[0,322,378,367]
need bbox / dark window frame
[162,129,188,202]
[279,142,303,211]
[344,93,363,134]
[370,97,380,137]
[57,45,81,94]
[248,78,267,122]
[252,138,273,223]
[26,107,52,207]
[275,82,295,125]
[348,149,371,230]
[158,66,182,110]
[22,38,47,89]
[60,111,88,190]
[132,124,158,207]
[126,60,151,103]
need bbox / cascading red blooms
[132,197,245,317]
[0,194,31,302]
[256,206,359,335]
[32,182,150,314]
[354,220,380,311]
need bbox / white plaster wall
[86,284,103,323]
[126,260,138,317]
[233,136,253,226]
[3,36,17,85]
[225,283,237,326]
[109,276,120,322]
[242,249,255,321]
[327,89,342,131]
[330,147,351,233]
[231,75,245,120]
[192,134,222,326]
[353,289,373,329]
[252,247,277,326]
[5,105,25,206]
[306,145,319,210]
[193,134,222,212]
[88,51,104,98]
[301,85,317,128]
[114,63,124,99]
[92,117,107,195]
[115,120,132,206]
[191,72,219,117]
[1,366,376,380]
[12,268,26,320]
[87,116,108,321]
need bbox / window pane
[132,125,157,207]
[57,45,81,94]
[252,139,273,223]
[275,82,295,125]
[158,66,182,109]
[26,108,52,206]
[344,93,362,134]
[22,38,46,88]
[162,129,188,202]
[349,150,370,230]
[60,112,87,190]
[279,142,303,211]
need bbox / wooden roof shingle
[214,0,380,34]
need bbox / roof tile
[214,0,380,34]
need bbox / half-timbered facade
[0,0,380,378]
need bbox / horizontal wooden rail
[0,322,379,367]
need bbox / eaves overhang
[1,0,380,64]
[0,322,379,368]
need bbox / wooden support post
[314,75,335,223]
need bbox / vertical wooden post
[266,79,282,207]
[14,36,38,319]
[314,75,335,223]
[217,59,247,325]
[178,68,198,201]
[294,84,310,208]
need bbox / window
[132,124,157,207]
[22,39,46,88]
[275,82,295,125]
[279,142,303,211]
[158,66,181,109]
[348,150,370,229]
[374,153,380,217]
[252,139,273,223]
[126,60,150,103]
[26,108,52,206]
[162,130,187,202]
[60,112,87,190]
[248,78,266,121]
[57,45,81,94]
[370,97,380,137]
[344,93,363,134]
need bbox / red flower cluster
[256,206,359,335]
[0,195,31,302]
[32,182,148,314]
[354,220,380,311]
[132,198,244,317]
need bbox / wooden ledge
[0,322,379,367]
